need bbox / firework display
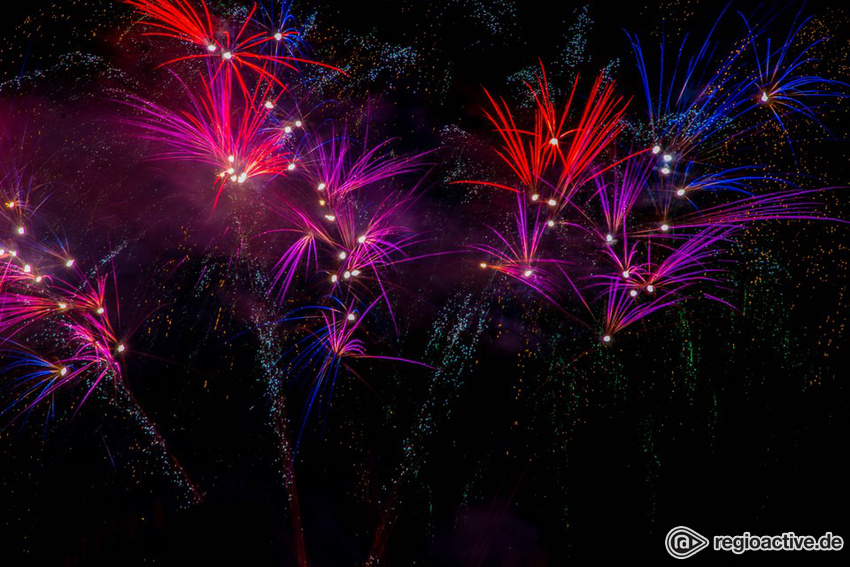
[465,32,845,340]
[1,0,848,563]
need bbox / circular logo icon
[665,526,709,559]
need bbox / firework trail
[125,0,218,50]
[124,65,295,208]
[263,132,436,326]
[460,65,631,205]
[365,291,493,565]
[0,153,204,504]
[279,296,433,454]
[125,0,341,92]
[472,193,572,307]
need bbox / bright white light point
[10,250,17,257]
[116,344,125,353]
[16,226,24,235]
[58,302,68,310]
[318,199,326,206]
[761,91,769,102]
[622,270,630,278]
[661,166,670,175]
[318,183,326,191]
[287,163,296,171]
[96,307,104,314]
[547,199,557,207]
[331,275,338,283]
[629,290,638,297]
[339,251,347,259]
[646,284,655,293]
[357,235,366,244]
[602,335,612,343]
[60,367,68,376]
[480,262,487,268]
[676,188,686,196]
[35,276,43,283]
[524,269,533,277]
[228,155,235,162]
[5,201,14,208]
[324,215,336,221]
[237,173,247,183]
[222,51,232,60]
[206,44,217,52]
[663,153,673,162]
[230,175,238,182]
[347,313,356,321]
[652,145,661,154]
[284,126,292,134]
[23,264,31,273]
[65,259,75,268]
[549,137,559,146]
[227,168,235,174]
[264,100,274,109]
[606,234,614,243]
[343,271,352,279]
[295,120,303,128]
[661,224,670,232]
[351,269,361,276]
[547,220,555,227]
[531,194,539,202]
[274,32,283,41]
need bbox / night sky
[1,0,849,565]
